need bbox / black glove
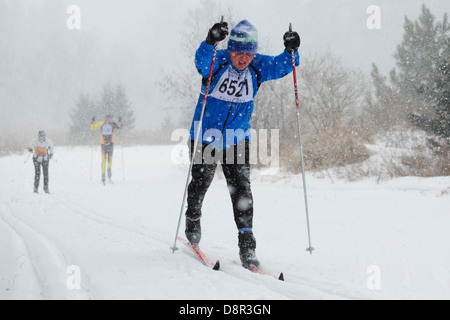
[283,31,301,52]
[27,148,33,153]
[206,21,229,45]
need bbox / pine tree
[69,82,135,144]
[393,5,450,141]
[110,83,135,132]
[69,94,96,144]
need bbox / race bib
[102,123,113,136]
[210,66,253,103]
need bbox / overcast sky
[71,0,449,73]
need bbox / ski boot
[185,217,201,245]
[239,231,260,269]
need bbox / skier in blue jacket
[185,19,300,269]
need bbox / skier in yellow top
[90,114,122,184]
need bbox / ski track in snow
[0,206,42,299]
[0,201,91,299]
[1,145,449,300]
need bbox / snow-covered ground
[0,145,449,300]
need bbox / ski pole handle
[289,23,300,110]
[202,16,223,96]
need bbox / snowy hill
[0,145,449,300]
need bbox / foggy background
[1,0,449,134]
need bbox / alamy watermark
[66,5,81,30]
[366,265,381,290]
[171,124,280,175]
[66,265,81,290]
[366,5,381,30]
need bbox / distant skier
[27,130,54,194]
[91,114,122,184]
[184,20,300,269]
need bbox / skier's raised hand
[283,29,301,53]
[206,21,229,45]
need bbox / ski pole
[171,16,224,253]
[24,150,32,164]
[90,118,95,181]
[119,128,125,181]
[289,23,314,254]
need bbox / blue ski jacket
[189,40,300,150]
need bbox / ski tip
[289,23,292,32]
[278,272,284,281]
[213,260,220,271]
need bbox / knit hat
[228,20,258,54]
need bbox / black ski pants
[33,158,49,190]
[186,139,254,231]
